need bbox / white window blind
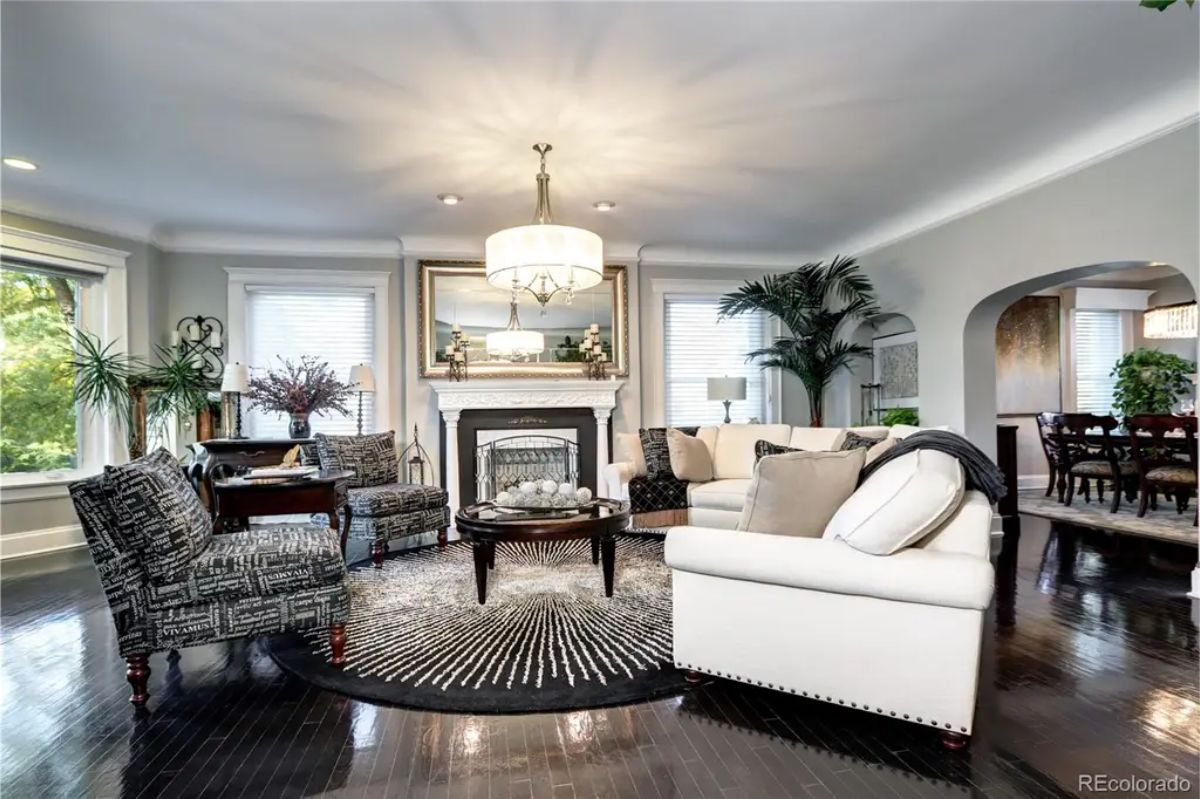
[246,288,375,437]
[664,298,767,426]
[1073,309,1123,415]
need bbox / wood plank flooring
[1,516,1196,798]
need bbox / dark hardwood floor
[2,516,1197,799]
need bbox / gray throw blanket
[860,430,1007,503]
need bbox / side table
[211,469,354,552]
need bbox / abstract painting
[995,295,1060,414]
[873,331,918,408]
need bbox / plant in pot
[1110,348,1196,418]
[246,356,352,439]
[882,407,919,427]
[718,255,879,427]
[70,331,216,457]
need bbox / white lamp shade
[348,363,376,392]
[707,376,747,402]
[220,362,249,393]
[485,224,603,292]
[485,329,545,359]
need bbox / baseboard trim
[1018,474,1050,492]
[0,524,86,561]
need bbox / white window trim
[645,277,780,427]
[226,268,391,434]
[0,225,129,493]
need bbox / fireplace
[445,407,599,508]
[428,379,624,515]
[476,432,580,502]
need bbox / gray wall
[858,122,1200,456]
[0,211,163,537]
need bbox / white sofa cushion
[687,479,753,512]
[788,427,847,451]
[711,424,791,479]
[823,449,965,555]
[668,428,713,482]
[737,449,866,537]
[888,424,953,439]
[917,490,993,559]
[665,527,994,610]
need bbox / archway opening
[828,313,918,428]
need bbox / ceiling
[2,2,1197,255]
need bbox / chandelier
[485,143,603,307]
[485,297,545,361]
[1144,301,1197,340]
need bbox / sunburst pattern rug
[268,533,689,712]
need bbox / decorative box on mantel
[427,379,624,516]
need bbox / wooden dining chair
[1035,412,1064,500]
[1056,414,1137,512]
[1125,414,1198,521]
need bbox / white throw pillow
[737,448,866,537]
[823,449,965,555]
[615,432,648,477]
[668,427,713,482]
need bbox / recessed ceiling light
[3,157,38,171]
[592,201,616,212]
[437,193,463,206]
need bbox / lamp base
[722,400,732,425]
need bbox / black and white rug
[268,533,690,713]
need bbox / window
[245,287,376,438]
[664,297,767,426]
[1073,309,1124,415]
[0,264,83,473]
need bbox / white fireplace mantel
[428,379,625,515]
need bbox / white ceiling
[2,2,1197,256]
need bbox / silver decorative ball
[575,487,593,504]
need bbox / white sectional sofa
[665,490,995,748]
[605,423,893,527]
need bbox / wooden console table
[189,437,314,510]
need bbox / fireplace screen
[476,435,580,502]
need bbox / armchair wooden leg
[940,731,969,751]
[1138,481,1151,517]
[437,527,448,549]
[1096,480,1104,505]
[1065,475,1077,506]
[1045,467,1056,498]
[126,654,151,706]
[329,623,347,666]
[1081,478,1090,503]
[684,669,704,685]
[372,541,384,568]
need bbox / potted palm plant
[719,255,879,427]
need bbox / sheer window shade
[1073,309,1123,415]
[246,288,375,438]
[664,298,766,426]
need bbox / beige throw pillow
[615,432,648,477]
[736,448,866,537]
[667,427,713,482]
[864,436,898,465]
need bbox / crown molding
[396,234,483,259]
[637,244,814,270]
[155,230,401,258]
[1,200,157,244]
[0,225,130,272]
[835,88,1199,258]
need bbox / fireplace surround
[428,379,624,517]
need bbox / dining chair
[1056,414,1137,512]
[1125,414,1198,521]
[1035,412,1064,500]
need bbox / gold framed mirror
[418,260,628,378]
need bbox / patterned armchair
[312,432,450,566]
[69,448,351,706]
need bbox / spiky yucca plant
[719,255,879,427]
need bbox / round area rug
[268,533,689,713]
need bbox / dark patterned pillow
[315,431,398,488]
[754,440,803,462]
[841,432,884,451]
[639,427,699,479]
[102,447,212,584]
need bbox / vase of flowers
[247,356,352,439]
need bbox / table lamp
[349,363,376,435]
[220,362,250,439]
[707,376,747,424]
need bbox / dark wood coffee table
[455,498,631,604]
[210,469,354,547]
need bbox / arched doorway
[829,313,918,428]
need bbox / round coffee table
[455,498,631,604]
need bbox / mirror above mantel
[418,260,629,379]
